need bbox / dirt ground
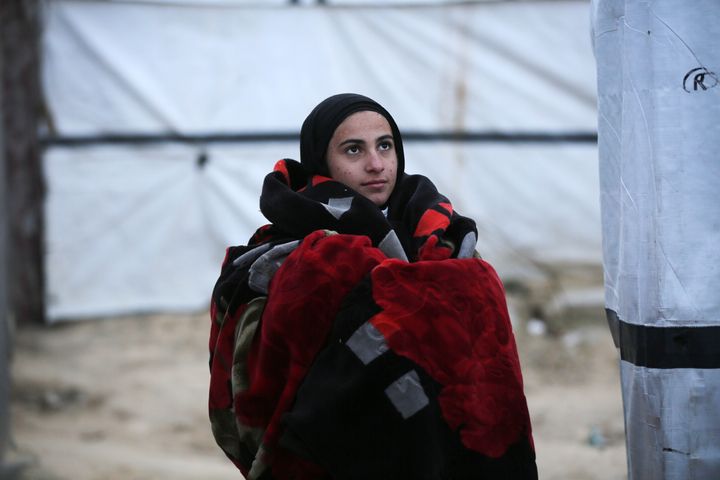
[8,298,628,480]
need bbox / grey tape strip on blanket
[458,231,478,259]
[248,240,300,294]
[323,197,354,220]
[378,230,408,262]
[385,370,429,420]
[346,322,389,365]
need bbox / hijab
[300,93,405,180]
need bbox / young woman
[209,94,537,479]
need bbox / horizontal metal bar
[40,130,598,147]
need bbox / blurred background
[2,0,626,478]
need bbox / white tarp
[592,0,720,477]
[42,0,599,319]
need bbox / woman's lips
[362,180,387,189]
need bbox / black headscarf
[300,93,405,179]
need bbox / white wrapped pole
[592,0,720,478]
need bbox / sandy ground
[9,300,628,480]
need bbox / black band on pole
[607,309,720,369]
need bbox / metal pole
[1,0,45,327]
[0,8,10,468]
[1,0,44,476]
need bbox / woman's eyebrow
[339,138,365,146]
[377,134,393,142]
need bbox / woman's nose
[366,151,384,172]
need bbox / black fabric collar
[255,159,476,262]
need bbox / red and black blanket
[209,160,537,479]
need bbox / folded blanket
[282,253,536,479]
[208,159,536,479]
[209,231,536,479]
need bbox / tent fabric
[592,0,720,477]
[44,0,596,134]
[42,0,599,320]
[94,0,540,5]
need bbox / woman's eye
[379,141,393,151]
[346,145,360,155]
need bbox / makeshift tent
[593,0,720,477]
[41,0,599,320]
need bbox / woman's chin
[357,185,391,206]
[362,192,389,207]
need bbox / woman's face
[326,111,398,206]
